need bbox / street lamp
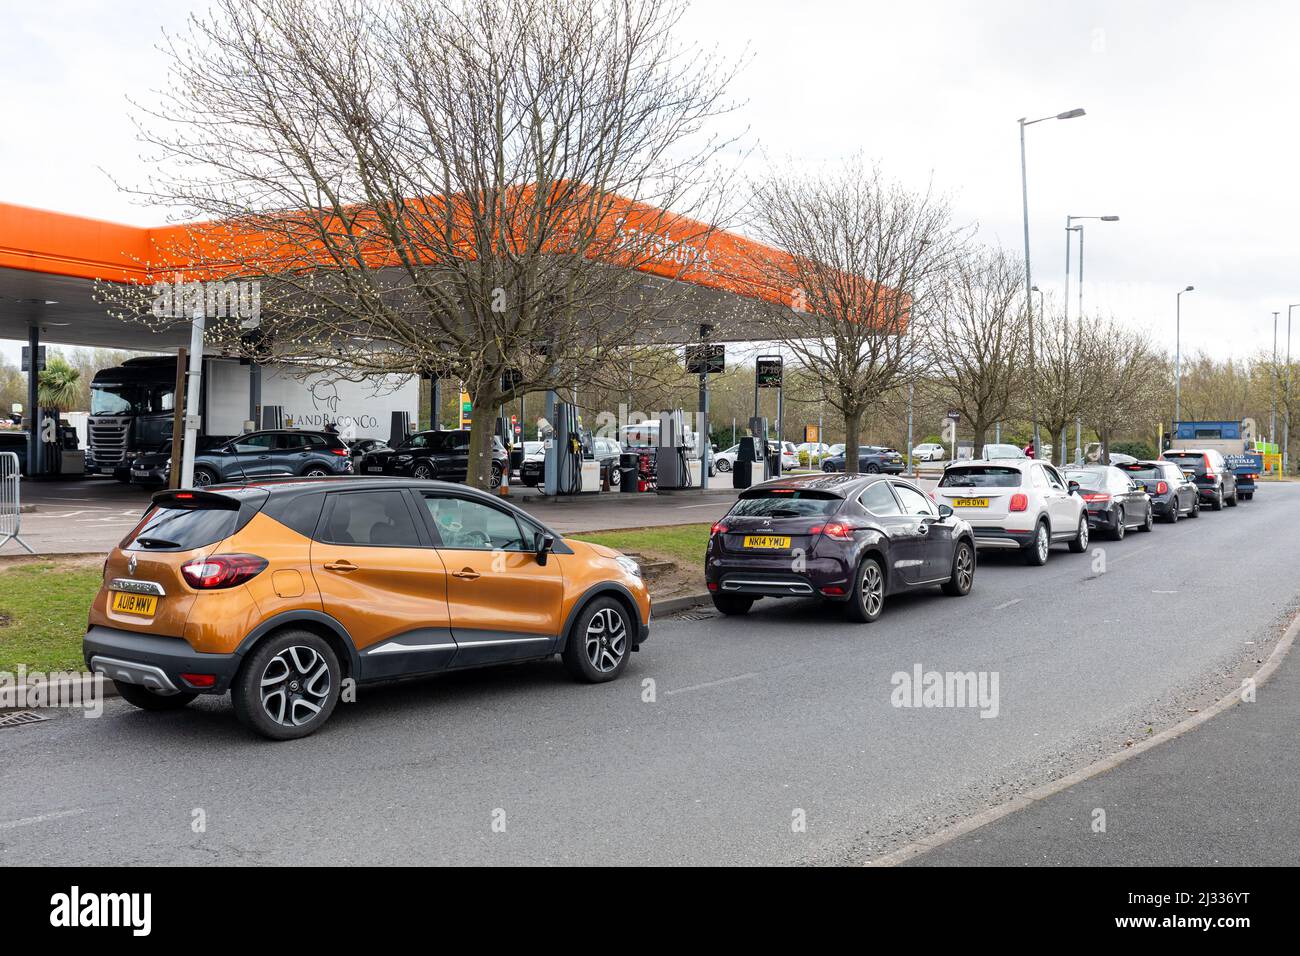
[1288,304,1298,474]
[1065,215,1120,322]
[1174,286,1194,423]
[1020,106,1086,460]
[1272,311,1280,445]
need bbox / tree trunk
[843,408,861,474]
[972,424,987,455]
[465,379,501,491]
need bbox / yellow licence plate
[111,591,158,616]
[952,497,989,508]
[743,535,791,549]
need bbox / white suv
[933,459,1089,565]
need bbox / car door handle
[323,560,358,572]
[917,523,929,535]
[451,568,481,580]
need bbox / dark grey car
[1116,460,1199,522]
[189,430,353,487]
[1062,464,1154,540]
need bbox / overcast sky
[3,0,1298,365]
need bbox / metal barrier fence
[0,451,35,554]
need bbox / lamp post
[1066,215,1119,461]
[1287,304,1298,473]
[1174,286,1194,424]
[1019,106,1086,460]
[1272,311,1280,445]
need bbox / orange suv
[85,479,650,739]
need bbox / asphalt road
[3,484,1298,865]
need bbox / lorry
[87,356,418,481]
[1166,420,1263,500]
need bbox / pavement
[908,614,1300,866]
[1,483,1296,865]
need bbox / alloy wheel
[584,607,627,673]
[306,467,329,478]
[413,463,433,480]
[955,546,973,592]
[861,561,884,616]
[1036,523,1049,562]
[192,469,213,487]
[1078,516,1089,549]
[260,645,331,728]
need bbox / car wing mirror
[535,531,555,566]
[937,503,954,518]
[1067,480,1081,495]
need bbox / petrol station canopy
[0,196,801,353]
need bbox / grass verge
[570,522,710,568]
[0,560,102,673]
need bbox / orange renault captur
[85,478,651,739]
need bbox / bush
[1110,440,1156,460]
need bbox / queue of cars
[706,446,1255,624]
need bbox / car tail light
[707,581,718,591]
[820,585,846,596]
[181,554,268,589]
[1156,481,1168,494]
[1203,455,1215,479]
[1009,493,1028,512]
[330,448,349,456]
[811,521,854,540]
[710,521,728,536]
[180,673,217,689]
[1082,492,1111,503]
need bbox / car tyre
[1139,505,1154,532]
[1165,501,1179,524]
[1023,520,1051,566]
[1211,487,1224,510]
[845,556,886,622]
[114,681,197,711]
[941,540,975,596]
[562,597,632,683]
[865,463,881,474]
[490,462,503,489]
[1067,513,1089,553]
[715,458,731,473]
[192,466,218,488]
[232,630,341,741]
[1189,495,1201,517]
[711,593,754,616]
[412,461,434,480]
[1226,488,1238,507]
[302,465,331,478]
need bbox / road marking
[665,672,759,695]
[1152,589,1179,594]
[677,502,727,509]
[991,598,1023,611]
[0,808,86,830]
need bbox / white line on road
[0,808,86,830]
[664,672,759,696]
[991,598,1023,611]
[1110,543,1155,563]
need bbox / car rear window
[1118,464,1161,479]
[123,506,240,551]
[1064,468,1108,489]
[1164,453,1206,473]
[730,489,842,517]
[939,466,1022,488]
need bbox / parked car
[1160,448,1238,510]
[713,443,740,472]
[359,429,508,488]
[141,430,353,488]
[345,437,390,464]
[981,443,1025,460]
[704,473,975,621]
[1061,464,1155,539]
[85,479,650,739]
[519,435,623,488]
[1115,459,1199,522]
[911,442,946,462]
[820,445,905,474]
[934,459,1088,565]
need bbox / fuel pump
[655,408,694,489]
[542,400,583,495]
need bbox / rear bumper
[969,526,1035,550]
[1150,495,1178,515]
[706,554,850,598]
[1085,507,1119,530]
[84,625,241,695]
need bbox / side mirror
[1067,480,1081,495]
[711,443,718,452]
[937,503,954,518]
[535,531,555,566]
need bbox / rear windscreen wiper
[134,537,181,549]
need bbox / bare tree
[930,246,1026,452]
[747,160,960,473]
[104,0,743,488]
[1027,303,1089,464]
[1079,316,1166,459]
